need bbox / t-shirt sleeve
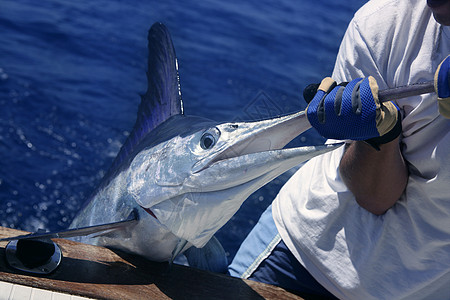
[331,18,388,89]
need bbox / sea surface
[0,0,367,260]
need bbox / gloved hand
[435,55,450,118]
[306,76,402,149]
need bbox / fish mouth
[186,143,344,195]
[192,140,275,172]
[192,110,311,174]
[141,206,157,219]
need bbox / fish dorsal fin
[139,22,183,133]
[113,22,183,169]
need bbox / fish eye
[200,128,220,150]
[200,133,215,149]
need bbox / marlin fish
[68,23,340,270]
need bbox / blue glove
[306,76,401,148]
[435,55,450,118]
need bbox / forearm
[339,137,408,215]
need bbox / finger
[303,83,320,104]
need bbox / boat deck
[0,227,304,299]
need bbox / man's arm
[339,137,408,215]
[307,55,450,214]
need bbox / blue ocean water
[0,0,366,260]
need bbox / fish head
[126,111,342,248]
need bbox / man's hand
[306,77,401,149]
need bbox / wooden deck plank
[0,227,303,300]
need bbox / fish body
[70,23,340,265]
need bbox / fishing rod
[303,80,436,104]
[379,80,435,102]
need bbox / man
[229,0,450,299]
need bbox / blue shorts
[228,204,337,299]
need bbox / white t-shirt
[273,0,450,299]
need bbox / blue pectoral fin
[184,236,228,274]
